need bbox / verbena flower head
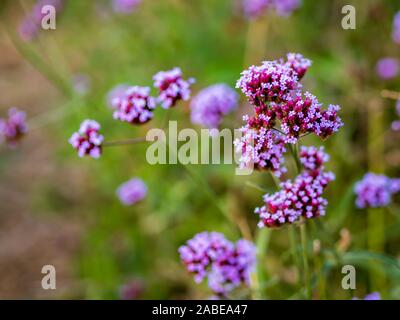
[69,120,103,159]
[255,146,335,228]
[179,232,256,296]
[236,59,300,105]
[107,84,130,108]
[153,67,195,109]
[190,84,238,129]
[284,53,311,80]
[354,173,400,209]
[392,12,400,44]
[116,178,147,206]
[0,108,28,146]
[112,0,142,14]
[234,117,287,177]
[111,86,156,125]
[242,0,301,19]
[376,58,399,80]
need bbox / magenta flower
[110,86,156,125]
[18,17,39,42]
[0,108,28,146]
[284,52,312,80]
[242,0,301,19]
[153,67,195,109]
[376,58,399,80]
[190,84,238,129]
[112,0,142,14]
[69,120,104,159]
[255,146,335,228]
[179,232,255,296]
[116,178,147,205]
[392,12,400,44]
[354,173,400,209]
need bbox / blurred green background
[0,0,399,299]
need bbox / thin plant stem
[289,225,301,289]
[103,137,147,147]
[300,221,311,299]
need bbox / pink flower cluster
[255,146,335,228]
[116,178,147,205]
[179,232,256,296]
[153,67,195,109]
[110,86,156,124]
[19,0,64,41]
[242,0,301,19]
[0,108,28,147]
[190,84,238,130]
[392,11,400,44]
[392,100,400,131]
[69,120,104,159]
[235,53,342,174]
[354,173,400,209]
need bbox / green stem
[289,225,301,288]
[300,221,312,299]
[103,137,147,147]
[252,228,271,299]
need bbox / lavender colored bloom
[392,12,400,44]
[376,58,399,80]
[116,178,147,205]
[353,292,381,300]
[112,0,142,14]
[0,108,28,146]
[242,0,301,19]
[111,86,156,125]
[284,52,311,80]
[179,232,256,296]
[153,67,195,109]
[69,120,103,159]
[234,116,287,177]
[255,146,335,228]
[107,84,130,108]
[18,17,39,42]
[190,84,238,129]
[354,173,400,209]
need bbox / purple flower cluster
[116,178,147,205]
[112,0,142,14]
[179,232,256,296]
[19,0,64,41]
[69,120,104,159]
[376,58,399,80]
[0,108,28,146]
[392,12,400,44]
[153,67,195,109]
[354,173,400,209]
[392,100,400,131]
[353,292,381,300]
[110,86,156,125]
[242,0,301,19]
[255,146,335,228]
[190,84,238,130]
[235,53,342,175]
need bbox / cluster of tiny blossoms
[190,84,238,130]
[19,0,64,41]
[179,232,256,296]
[235,53,342,175]
[255,146,335,228]
[0,108,28,147]
[354,173,400,209]
[116,178,147,206]
[242,0,301,19]
[69,120,104,159]
[70,67,193,158]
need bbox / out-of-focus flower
[179,232,256,296]
[234,116,287,177]
[242,0,301,19]
[69,120,103,159]
[72,74,91,96]
[392,100,400,131]
[392,12,400,44]
[190,84,238,130]
[353,292,381,300]
[19,0,64,42]
[119,279,145,300]
[376,58,399,80]
[255,146,335,228]
[116,178,147,205]
[111,86,156,125]
[0,108,28,146]
[153,67,195,109]
[112,0,142,14]
[106,84,130,108]
[354,173,400,209]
